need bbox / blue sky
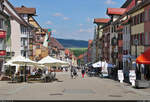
[9,0,125,41]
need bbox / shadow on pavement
[54,78,63,82]
[5,78,64,84]
[7,81,23,84]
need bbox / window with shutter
[142,12,144,22]
[136,15,138,25]
[145,10,148,22]
[138,34,141,45]
[134,16,136,25]
[145,32,148,45]
[138,14,140,24]
[149,9,150,21]
[141,33,144,45]
[149,32,150,45]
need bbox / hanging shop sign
[129,70,136,86]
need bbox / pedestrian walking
[73,68,78,79]
[81,68,85,78]
[70,66,73,79]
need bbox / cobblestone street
[0,72,150,100]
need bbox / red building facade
[144,3,150,51]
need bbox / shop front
[135,48,150,88]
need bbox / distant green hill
[69,48,87,57]
[56,38,88,48]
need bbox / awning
[92,61,115,68]
[136,48,150,64]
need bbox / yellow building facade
[29,16,48,61]
[131,8,144,57]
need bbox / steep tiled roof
[121,0,133,8]
[4,0,32,27]
[107,8,127,15]
[49,37,64,50]
[88,40,93,45]
[78,54,84,59]
[15,6,36,15]
[128,0,150,14]
[117,25,123,31]
[94,18,110,24]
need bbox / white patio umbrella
[4,62,18,66]
[38,56,66,67]
[57,60,70,66]
[10,55,38,82]
[12,55,37,66]
[34,64,45,69]
[92,61,106,68]
[3,61,19,74]
[92,61,114,68]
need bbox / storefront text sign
[129,70,136,86]
[118,70,124,83]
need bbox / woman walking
[81,68,85,78]
[70,66,73,79]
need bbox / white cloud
[79,28,93,33]
[52,12,70,21]
[45,21,53,25]
[52,12,63,17]
[105,0,116,5]
[63,17,70,20]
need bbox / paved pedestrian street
[0,72,150,100]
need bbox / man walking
[73,67,78,79]
[70,66,73,79]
